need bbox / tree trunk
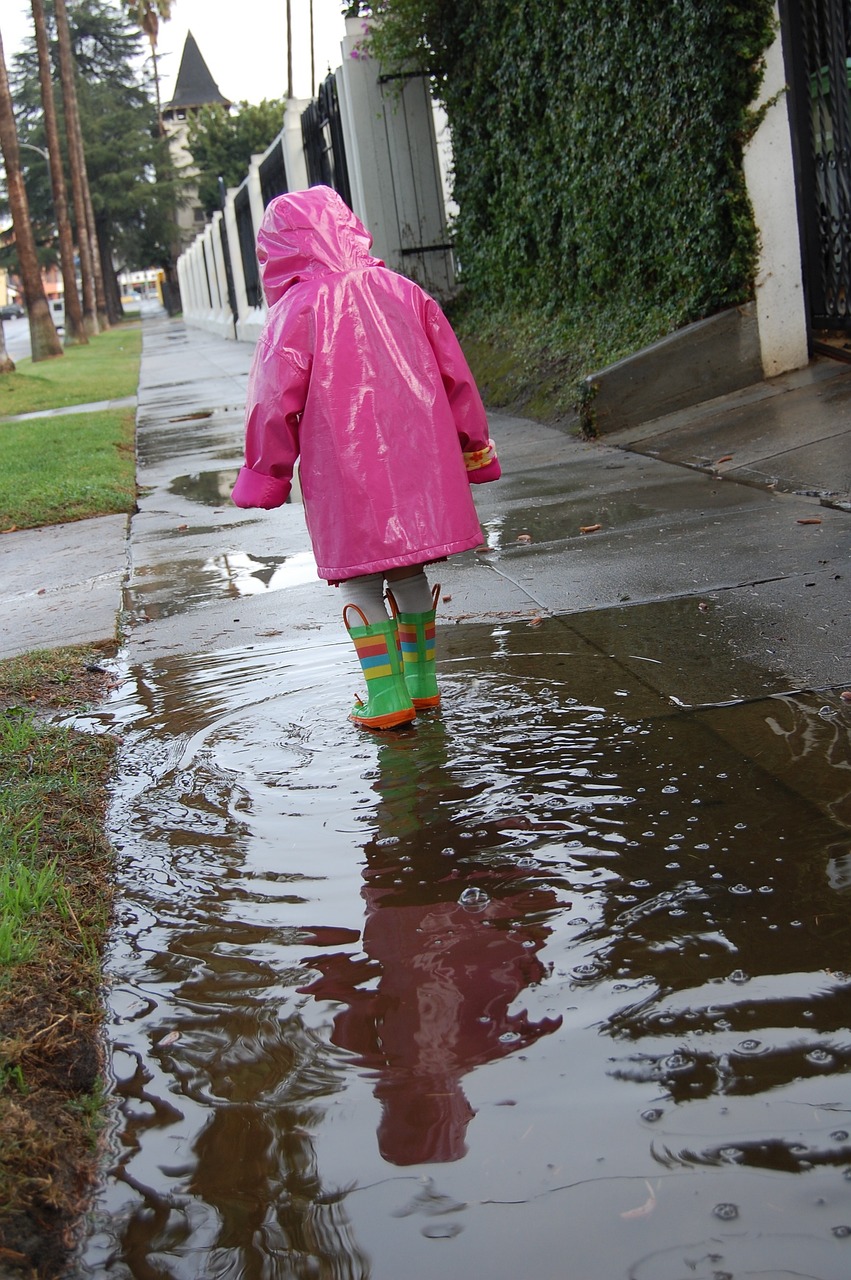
[149,34,164,135]
[54,0,99,336]
[82,161,110,330]
[0,31,63,362]
[31,0,87,346]
[96,215,123,325]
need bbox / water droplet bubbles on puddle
[82,619,851,1278]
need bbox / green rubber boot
[390,583,441,710]
[344,605,416,730]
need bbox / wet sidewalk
[22,313,846,1280]
[69,315,851,1280]
[3,311,848,704]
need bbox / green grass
[0,855,66,968]
[454,296,678,431]
[0,699,116,992]
[0,644,114,707]
[0,710,90,975]
[0,322,141,531]
[0,651,117,1270]
[0,407,136,531]
[0,323,135,1268]
[0,323,142,419]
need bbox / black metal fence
[234,186,261,308]
[259,140,289,208]
[783,0,851,330]
[301,73,353,207]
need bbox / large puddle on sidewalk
[81,616,851,1279]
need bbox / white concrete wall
[743,7,809,378]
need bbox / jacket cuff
[468,456,502,484]
[231,466,291,509]
[463,439,498,474]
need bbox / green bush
[368,0,776,330]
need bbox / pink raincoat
[231,185,500,582]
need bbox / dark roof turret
[164,31,230,112]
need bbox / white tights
[342,569,433,624]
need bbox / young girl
[231,185,501,730]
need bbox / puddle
[81,623,851,1278]
[136,422,245,465]
[480,473,751,549]
[169,470,240,505]
[124,550,318,618]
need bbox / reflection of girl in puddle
[301,729,562,1164]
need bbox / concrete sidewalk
[2,312,849,704]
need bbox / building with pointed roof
[163,31,231,122]
[163,33,232,251]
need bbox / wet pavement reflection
[124,550,318,620]
[82,618,851,1278]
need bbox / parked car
[0,302,25,320]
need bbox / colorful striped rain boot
[344,604,416,730]
[391,583,441,710]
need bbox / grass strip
[0,646,117,1277]
[0,408,136,532]
[455,296,677,430]
[0,324,141,419]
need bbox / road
[1,313,32,362]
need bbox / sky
[2,0,351,104]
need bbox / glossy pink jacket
[231,186,500,581]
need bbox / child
[231,185,500,730]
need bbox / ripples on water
[81,619,851,1279]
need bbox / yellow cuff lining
[463,441,496,471]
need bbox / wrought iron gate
[301,73,352,208]
[783,0,851,331]
[259,139,288,208]
[234,186,261,309]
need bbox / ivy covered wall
[368,0,777,331]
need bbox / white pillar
[176,256,190,319]
[224,189,249,324]
[742,8,809,377]
[202,226,220,322]
[189,240,206,320]
[247,155,266,238]
[209,215,231,335]
[283,98,311,191]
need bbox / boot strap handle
[342,603,370,631]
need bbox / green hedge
[368,0,776,328]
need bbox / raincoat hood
[257,185,383,305]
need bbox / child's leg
[341,573,415,730]
[386,567,441,709]
[339,572,388,623]
[385,566,433,614]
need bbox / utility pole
[309,0,315,97]
[286,0,293,99]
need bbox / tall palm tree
[30,0,87,345]
[53,0,99,334]
[124,0,172,134]
[80,149,109,329]
[0,29,63,362]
